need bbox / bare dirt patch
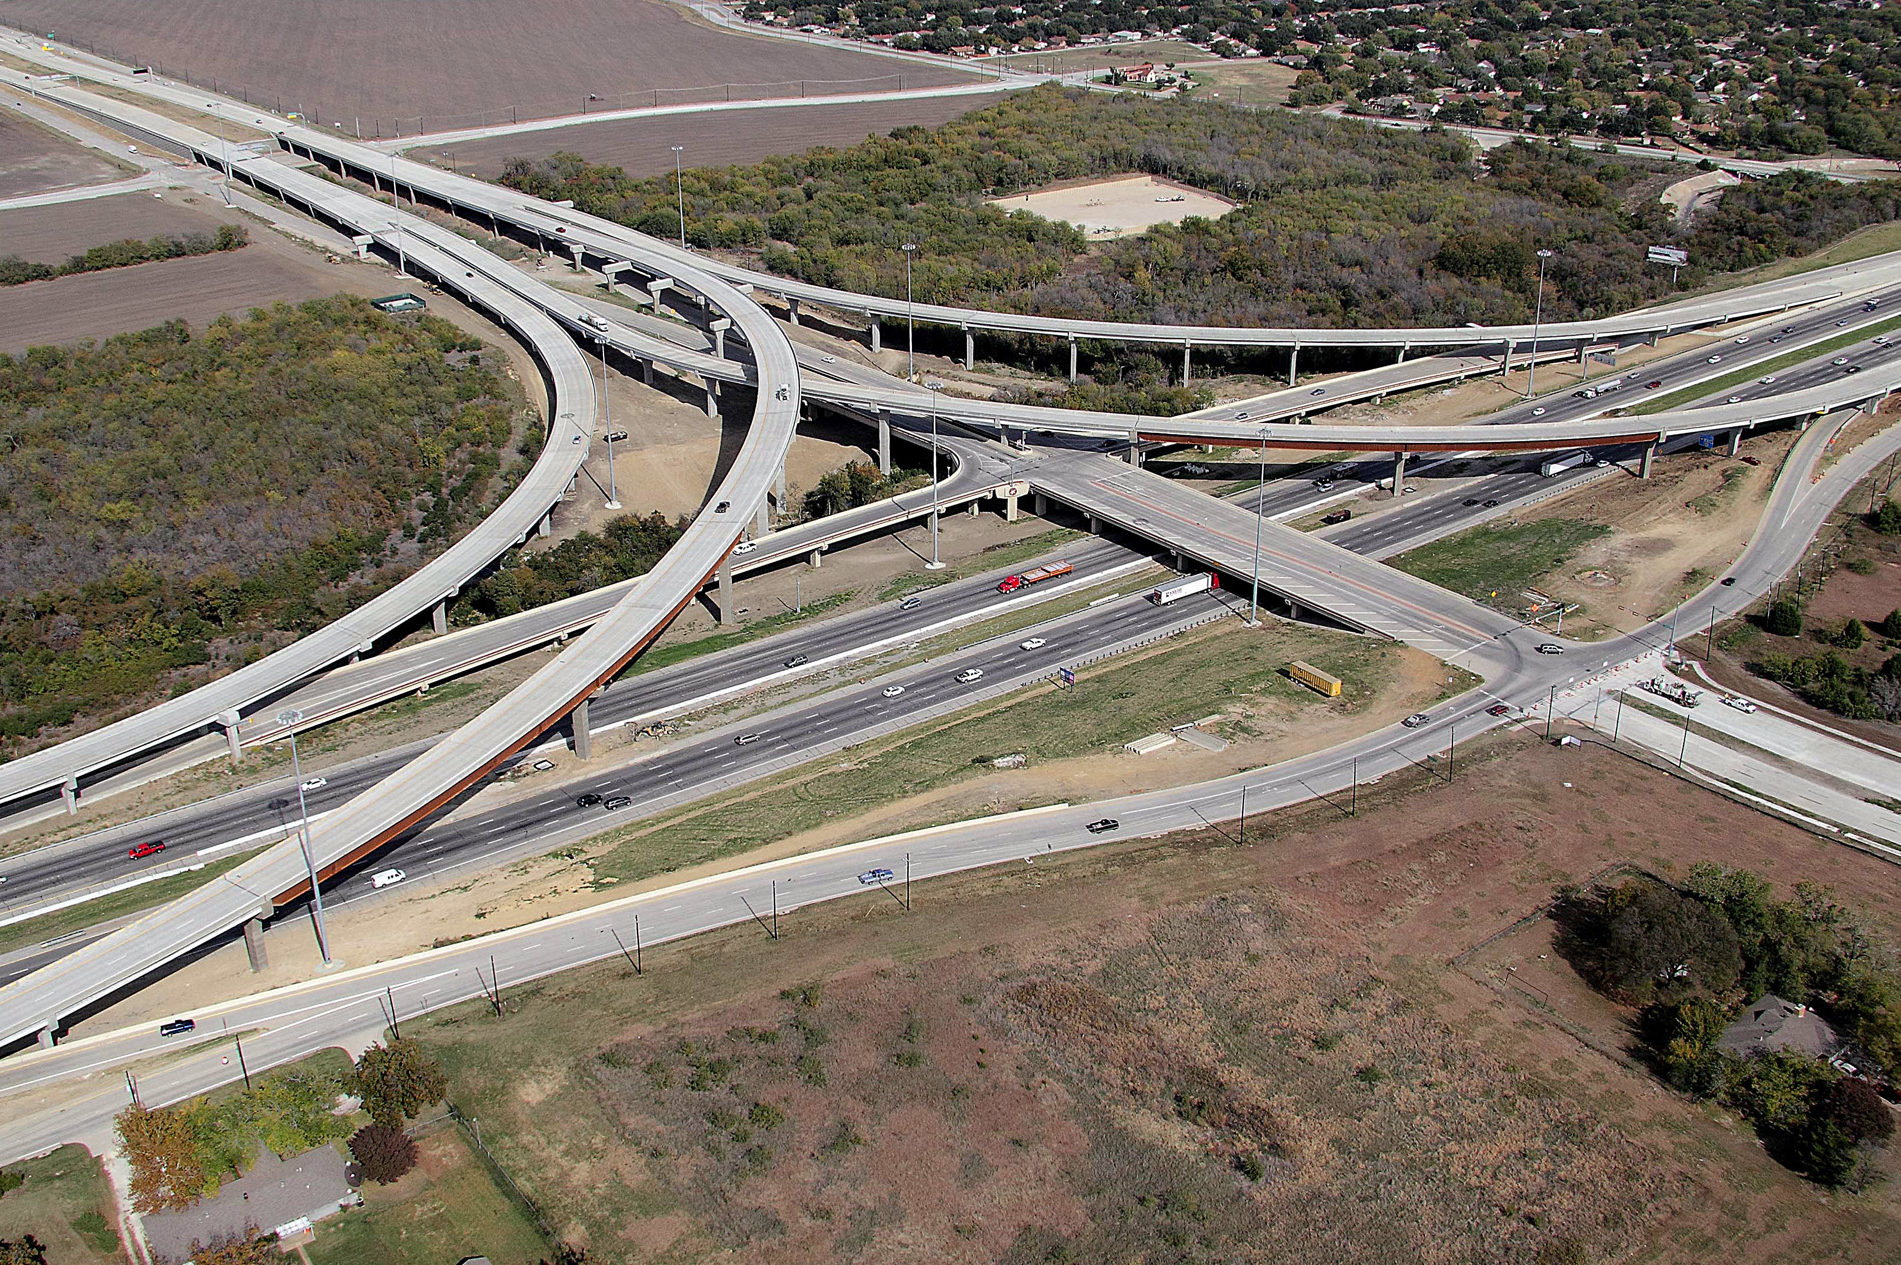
[0,103,122,197]
[444,92,1015,180]
[0,187,223,260]
[11,0,970,130]
[411,738,1901,1262]
[989,171,1238,239]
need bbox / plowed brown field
[8,0,971,132]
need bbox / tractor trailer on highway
[1148,573,1218,605]
[1540,450,1591,477]
[996,560,1073,593]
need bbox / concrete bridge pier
[568,243,585,271]
[1727,428,1743,457]
[1033,491,1049,518]
[787,296,800,326]
[36,1024,55,1050]
[1392,451,1407,494]
[602,261,631,295]
[244,914,269,972]
[1502,339,1516,376]
[640,358,655,386]
[539,511,553,538]
[1125,434,1143,466]
[1086,514,1101,535]
[1396,343,1409,364]
[710,317,731,360]
[571,696,595,761]
[775,462,788,516]
[1000,488,1020,522]
[1639,441,1657,479]
[877,409,892,475]
[218,708,244,765]
[704,385,719,416]
[61,776,79,816]
[755,495,772,536]
[869,316,881,353]
[1068,336,1079,384]
[808,548,824,568]
[964,326,975,370]
[432,599,449,636]
[1287,345,1299,387]
[1181,342,1192,384]
[717,558,734,626]
[351,234,374,261]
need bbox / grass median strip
[581,622,1414,887]
[1633,313,1901,415]
[0,849,267,959]
[876,528,1083,603]
[623,591,857,679]
[1389,519,1610,607]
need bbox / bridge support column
[877,409,892,475]
[869,317,881,354]
[1033,491,1049,518]
[1577,342,1589,364]
[218,708,244,765]
[704,386,719,417]
[1086,515,1101,535]
[243,916,269,972]
[1397,344,1408,364]
[964,327,975,370]
[602,261,631,294]
[755,496,771,536]
[1392,451,1407,495]
[571,697,593,761]
[568,243,584,271]
[1181,342,1192,384]
[787,297,800,326]
[36,1025,55,1050]
[1502,339,1515,376]
[351,234,374,261]
[1639,441,1657,479]
[640,358,654,386]
[1068,336,1079,384]
[432,600,448,636]
[808,549,823,568]
[539,511,553,539]
[1727,428,1743,457]
[965,500,980,518]
[1001,489,1019,522]
[1125,435,1143,466]
[1287,345,1298,387]
[61,776,79,815]
[717,559,734,626]
[710,317,731,360]
[775,462,788,515]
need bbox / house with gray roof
[1716,994,1841,1059]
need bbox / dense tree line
[0,224,247,286]
[503,87,1900,339]
[753,0,1901,158]
[451,512,685,623]
[802,460,928,518]
[0,298,528,754]
[116,1064,353,1213]
[1556,866,1900,1185]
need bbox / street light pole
[1248,434,1266,626]
[208,101,230,205]
[276,709,332,965]
[1526,247,1553,400]
[671,146,686,249]
[901,242,917,383]
[597,337,620,510]
[926,380,945,569]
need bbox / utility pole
[904,853,912,910]
[1543,684,1559,740]
[1239,784,1247,844]
[208,101,231,205]
[276,709,331,965]
[1350,757,1358,817]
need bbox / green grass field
[0,1145,122,1265]
[1390,519,1611,606]
[307,1127,548,1265]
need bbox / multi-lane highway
[1,34,1898,1067]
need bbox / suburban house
[1717,995,1840,1059]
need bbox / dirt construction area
[989,172,1239,239]
[5,0,971,130]
[444,91,1015,179]
[0,103,124,197]
[401,737,1900,1262]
